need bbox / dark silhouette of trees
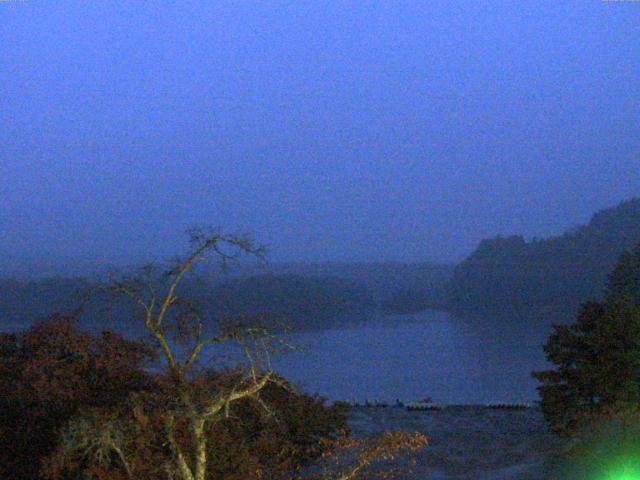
[206,273,376,329]
[532,241,640,437]
[606,241,640,304]
[0,264,454,331]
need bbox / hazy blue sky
[1,1,639,268]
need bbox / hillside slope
[444,198,640,315]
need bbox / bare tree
[55,228,428,480]
[92,228,287,480]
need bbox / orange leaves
[0,315,156,480]
[305,429,428,480]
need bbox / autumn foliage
[0,315,428,480]
[42,373,350,480]
[296,431,429,480]
[0,315,155,479]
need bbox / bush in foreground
[0,315,155,480]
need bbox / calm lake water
[3,308,559,405]
[268,310,555,405]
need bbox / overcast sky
[1,1,639,269]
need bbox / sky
[1,1,639,270]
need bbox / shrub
[0,315,155,480]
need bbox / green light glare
[551,416,640,480]
[605,461,640,480]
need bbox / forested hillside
[201,273,377,329]
[243,262,454,314]
[0,261,453,333]
[0,274,376,333]
[204,261,454,308]
[445,198,640,315]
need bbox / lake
[2,307,559,405]
[268,310,555,405]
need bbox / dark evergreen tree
[607,242,640,304]
[532,242,640,436]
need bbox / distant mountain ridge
[444,198,640,315]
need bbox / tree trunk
[166,415,195,480]
[193,417,208,480]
